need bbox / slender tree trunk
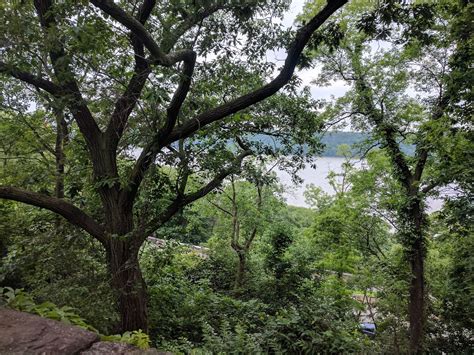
[107,237,148,333]
[408,238,424,354]
[54,110,68,199]
[234,250,247,292]
[405,199,426,354]
[53,110,68,235]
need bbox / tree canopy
[0,0,472,353]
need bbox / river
[275,157,443,212]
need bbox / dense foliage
[0,0,472,353]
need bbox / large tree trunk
[107,237,148,333]
[103,204,148,333]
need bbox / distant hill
[320,131,415,157]
[320,131,369,157]
[251,131,414,157]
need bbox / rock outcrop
[0,308,165,354]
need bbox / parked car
[360,323,376,337]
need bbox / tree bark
[404,197,426,354]
[0,186,106,243]
[102,201,148,333]
[352,61,429,351]
[54,110,68,200]
[106,237,148,333]
[406,200,426,354]
[408,238,424,354]
[234,249,247,292]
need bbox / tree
[305,152,390,275]
[0,0,347,331]
[426,199,474,352]
[206,165,283,293]
[304,1,470,351]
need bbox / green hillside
[253,131,414,157]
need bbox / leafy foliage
[101,331,151,350]
[0,287,98,333]
[0,0,471,353]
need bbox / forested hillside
[320,131,415,157]
[254,131,415,157]
[0,0,472,353]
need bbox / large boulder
[0,308,169,354]
[0,307,99,354]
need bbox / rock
[0,308,169,354]
[0,307,99,354]
[80,342,171,355]
[80,341,137,354]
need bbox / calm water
[275,157,443,212]
[275,157,356,207]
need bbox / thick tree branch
[34,0,102,151]
[160,52,197,138]
[413,94,448,185]
[351,60,413,189]
[381,125,413,189]
[421,181,439,194]
[90,0,186,66]
[361,107,413,189]
[0,186,106,244]
[413,149,428,183]
[105,0,156,148]
[131,0,156,67]
[166,0,347,143]
[105,66,151,146]
[135,0,156,24]
[0,61,62,95]
[126,0,346,200]
[125,50,197,202]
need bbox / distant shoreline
[254,131,415,157]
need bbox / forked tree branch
[91,0,197,67]
[141,148,252,240]
[105,0,156,148]
[124,50,197,202]
[413,94,448,184]
[91,0,181,66]
[127,0,347,200]
[352,71,413,189]
[105,66,152,148]
[0,186,106,244]
[34,0,102,152]
[161,3,227,52]
[166,0,348,143]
